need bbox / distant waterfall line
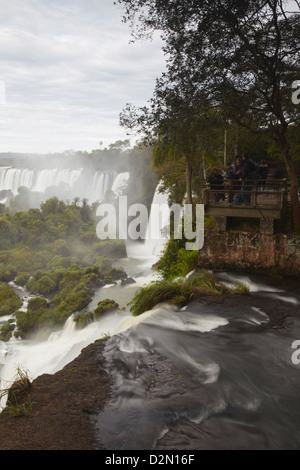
[0,167,130,203]
[0,166,170,257]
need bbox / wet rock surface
[0,291,300,450]
[0,340,111,450]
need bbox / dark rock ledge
[0,340,111,450]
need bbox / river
[94,270,300,450]
[1,244,300,449]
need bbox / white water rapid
[0,180,172,410]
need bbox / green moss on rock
[94,299,119,318]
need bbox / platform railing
[203,179,292,209]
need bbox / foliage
[94,299,119,318]
[15,272,31,287]
[156,240,199,280]
[0,366,35,418]
[15,297,49,336]
[0,319,15,342]
[0,196,129,339]
[129,270,250,316]
[9,259,127,339]
[73,311,94,328]
[117,0,300,228]
[0,282,22,317]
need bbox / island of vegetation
[0,197,126,342]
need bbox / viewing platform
[203,179,295,234]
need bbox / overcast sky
[0,0,166,154]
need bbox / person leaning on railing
[226,166,240,203]
[258,160,269,190]
[207,168,225,202]
[240,153,258,204]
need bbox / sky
[0,0,166,154]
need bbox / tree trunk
[280,137,300,231]
[184,154,193,207]
[224,128,227,166]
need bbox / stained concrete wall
[198,231,300,277]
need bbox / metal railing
[204,179,291,209]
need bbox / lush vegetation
[155,239,198,280]
[129,270,250,317]
[73,299,120,328]
[0,197,127,341]
[0,283,23,317]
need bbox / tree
[116,0,300,229]
[120,75,223,207]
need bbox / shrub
[105,267,127,280]
[15,272,31,287]
[50,239,70,257]
[177,249,199,277]
[15,297,48,335]
[0,320,15,342]
[26,274,57,295]
[1,366,35,417]
[73,311,94,328]
[94,299,119,318]
[0,264,17,283]
[0,282,23,317]
[129,270,250,316]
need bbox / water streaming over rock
[94,276,300,450]
[1,167,300,449]
[125,182,170,261]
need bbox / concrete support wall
[198,231,300,277]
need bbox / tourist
[258,160,269,190]
[232,157,243,203]
[240,153,258,204]
[207,168,225,202]
[226,166,239,203]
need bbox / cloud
[0,0,166,153]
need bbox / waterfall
[0,168,34,194]
[126,182,171,260]
[32,168,83,193]
[0,167,126,204]
[0,167,83,196]
[144,183,170,257]
[111,172,130,196]
[88,171,118,203]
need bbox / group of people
[207,153,269,204]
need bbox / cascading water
[93,275,300,450]
[111,172,130,197]
[88,171,118,203]
[1,170,300,449]
[0,166,126,204]
[0,253,157,411]
[126,182,171,261]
